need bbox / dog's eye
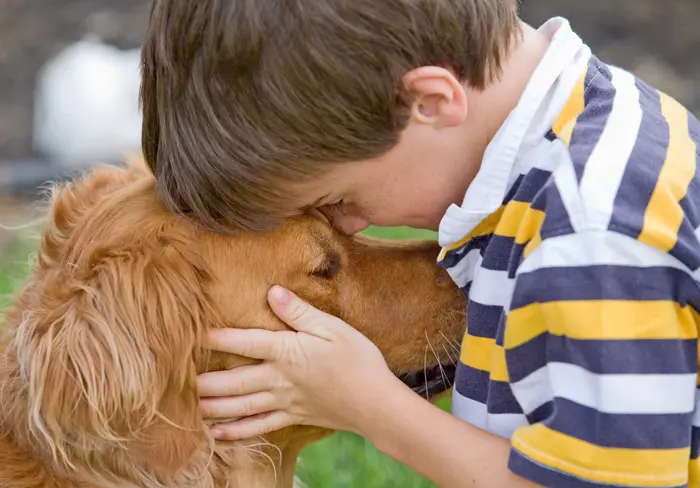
[312,251,341,279]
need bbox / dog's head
[0,160,464,487]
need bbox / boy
[140,1,700,487]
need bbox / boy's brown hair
[140,0,521,232]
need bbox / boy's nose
[319,205,370,236]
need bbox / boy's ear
[402,66,468,127]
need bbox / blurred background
[1,1,699,487]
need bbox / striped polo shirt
[438,17,700,488]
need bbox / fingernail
[211,426,224,438]
[270,285,291,306]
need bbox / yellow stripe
[523,231,542,259]
[515,207,545,246]
[438,206,505,260]
[552,69,587,146]
[638,92,697,252]
[690,456,700,488]
[460,334,508,382]
[505,300,699,350]
[513,424,689,487]
[494,201,528,238]
[493,201,546,244]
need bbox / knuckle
[240,339,255,357]
[240,399,254,417]
[227,377,244,395]
[286,300,311,324]
[200,401,218,419]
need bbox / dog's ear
[13,236,216,476]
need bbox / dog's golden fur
[0,159,465,487]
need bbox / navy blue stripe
[480,234,514,272]
[511,168,552,206]
[545,398,693,450]
[692,425,700,460]
[508,241,525,279]
[608,78,668,238]
[466,300,503,339]
[455,363,489,403]
[486,376,523,415]
[592,56,613,81]
[547,336,698,375]
[690,110,700,143]
[568,60,616,182]
[679,177,700,232]
[510,265,700,310]
[506,334,697,383]
[460,282,471,300]
[454,364,522,415]
[440,235,488,269]
[584,57,600,86]
[668,108,700,270]
[526,400,553,425]
[534,180,575,241]
[545,129,557,142]
[494,314,506,347]
[510,445,688,488]
[503,173,525,205]
[669,220,700,271]
[506,332,547,383]
[678,107,700,231]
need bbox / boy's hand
[197,285,402,440]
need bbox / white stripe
[517,230,692,275]
[445,248,483,289]
[452,389,528,439]
[579,66,643,230]
[512,363,697,415]
[691,389,700,427]
[469,268,515,309]
[551,142,586,232]
[509,366,553,415]
[694,225,700,276]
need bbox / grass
[0,225,450,487]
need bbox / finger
[211,411,296,441]
[197,363,277,397]
[200,392,281,420]
[267,286,337,340]
[203,328,284,360]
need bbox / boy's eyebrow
[311,194,330,207]
[299,194,329,214]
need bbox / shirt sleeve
[503,229,700,488]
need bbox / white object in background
[33,37,143,169]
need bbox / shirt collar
[438,17,589,248]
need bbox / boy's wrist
[354,373,428,446]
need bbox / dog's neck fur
[0,337,314,488]
[0,427,303,488]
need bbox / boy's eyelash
[328,200,344,210]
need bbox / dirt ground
[0,0,698,162]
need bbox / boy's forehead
[298,163,364,207]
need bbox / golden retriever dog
[0,159,465,488]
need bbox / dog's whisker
[439,330,461,354]
[425,331,449,389]
[441,343,457,367]
[423,344,430,401]
[439,331,461,355]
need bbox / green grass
[0,226,449,487]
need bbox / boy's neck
[463,21,551,163]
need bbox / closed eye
[312,251,341,279]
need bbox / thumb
[268,286,338,339]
